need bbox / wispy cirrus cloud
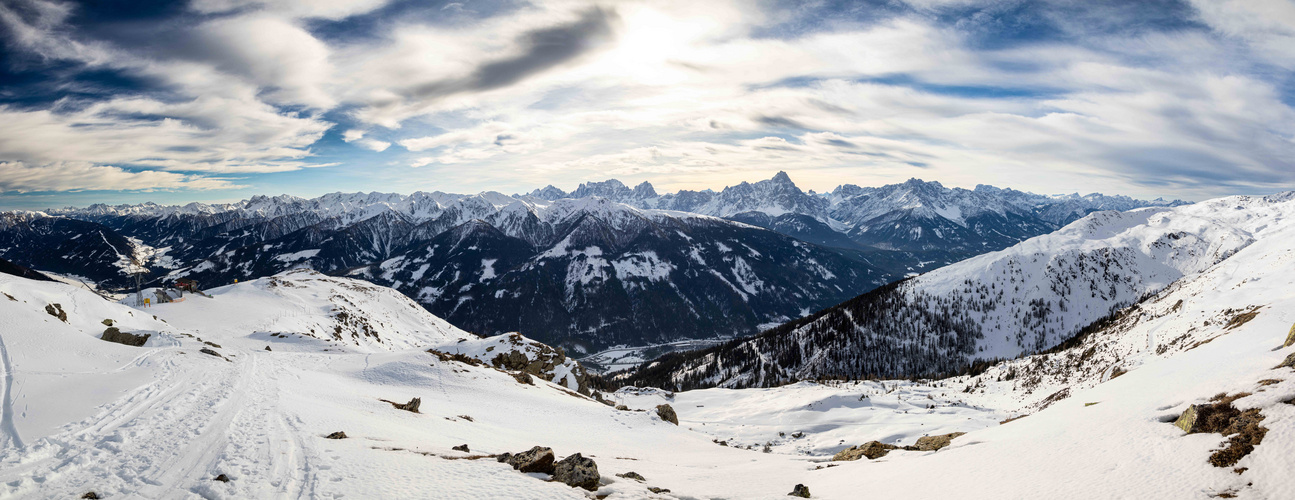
[0,161,240,193]
[0,0,1293,206]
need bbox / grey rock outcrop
[833,441,897,461]
[505,446,556,474]
[655,404,678,425]
[553,453,600,491]
[101,327,150,347]
[914,432,965,451]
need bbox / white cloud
[357,139,391,152]
[3,0,1294,199]
[194,15,336,108]
[0,161,240,193]
[0,97,332,174]
[188,0,391,20]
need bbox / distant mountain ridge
[619,191,1291,390]
[2,173,1186,351]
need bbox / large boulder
[553,453,600,491]
[655,404,679,425]
[914,432,966,451]
[832,441,897,461]
[505,446,555,474]
[1174,405,1204,433]
[788,484,811,497]
[1285,323,1295,348]
[101,327,150,347]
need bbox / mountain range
[0,173,1184,351]
[621,191,1291,389]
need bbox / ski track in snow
[0,351,331,499]
[0,328,24,450]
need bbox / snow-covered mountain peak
[632,181,658,198]
[527,184,568,201]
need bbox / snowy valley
[0,191,1292,498]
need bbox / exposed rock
[199,348,221,357]
[496,452,512,463]
[1174,405,1205,433]
[655,404,678,425]
[265,346,272,351]
[615,405,629,411]
[616,471,645,482]
[214,474,230,482]
[506,446,555,474]
[1172,393,1269,468]
[513,372,533,385]
[486,334,591,395]
[427,348,484,367]
[325,431,347,439]
[648,486,671,494]
[81,493,99,499]
[914,432,966,451]
[101,327,150,347]
[553,453,600,491]
[453,444,470,452]
[44,303,67,322]
[1285,323,1295,348]
[1277,352,1295,370]
[788,483,811,497]
[102,319,113,326]
[833,441,898,461]
[386,397,421,413]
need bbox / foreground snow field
[0,194,1293,499]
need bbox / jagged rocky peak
[631,181,657,198]
[570,179,633,199]
[529,185,568,201]
[769,170,795,186]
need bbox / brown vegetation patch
[1208,408,1267,468]
[1172,392,1267,468]
[1222,306,1262,330]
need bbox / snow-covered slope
[0,274,182,449]
[2,210,1294,499]
[625,192,1293,389]
[142,269,472,352]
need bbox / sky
[0,0,1293,210]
